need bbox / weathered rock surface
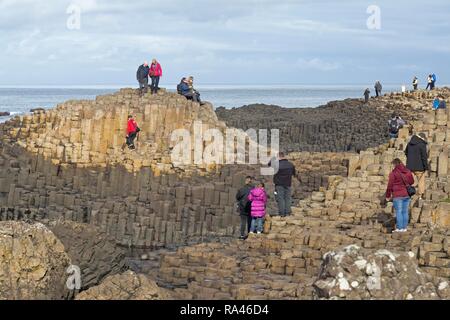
[48,220,127,290]
[0,221,71,300]
[314,245,449,300]
[75,270,171,300]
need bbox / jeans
[250,217,264,233]
[150,76,160,94]
[275,185,292,216]
[127,132,137,147]
[393,197,410,230]
[376,89,381,97]
[389,132,398,139]
[138,78,148,94]
[240,214,252,237]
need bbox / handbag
[399,172,416,198]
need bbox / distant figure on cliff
[426,75,433,90]
[433,96,440,110]
[405,133,429,199]
[236,176,254,240]
[374,81,382,97]
[364,88,371,104]
[385,158,415,233]
[431,73,437,90]
[126,115,140,150]
[149,59,163,95]
[270,152,296,217]
[248,181,267,234]
[136,61,150,96]
[179,77,201,103]
[412,76,419,91]
[388,113,405,139]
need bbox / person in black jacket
[405,133,429,198]
[270,152,296,217]
[236,176,254,239]
[136,61,150,96]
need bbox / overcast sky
[0,0,449,86]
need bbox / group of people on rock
[433,96,447,110]
[136,59,163,96]
[236,153,296,239]
[177,77,203,104]
[386,131,429,233]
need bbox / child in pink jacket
[248,182,268,234]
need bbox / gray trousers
[275,185,292,216]
[240,214,252,237]
[138,78,148,94]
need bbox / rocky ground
[0,88,448,300]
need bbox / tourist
[374,81,382,97]
[136,61,150,96]
[248,181,268,234]
[426,75,432,90]
[271,152,296,217]
[433,96,440,110]
[187,76,202,103]
[385,158,415,233]
[388,114,406,139]
[178,77,201,102]
[149,59,163,95]
[364,88,371,104]
[405,133,429,199]
[438,98,447,109]
[412,76,419,91]
[431,73,437,90]
[236,176,254,240]
[177,77,186,94]
[126,115,140,150]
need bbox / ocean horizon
[1,83,447,123]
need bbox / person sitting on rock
[248,181,267,235]
[136,61,150,96]
[126,115,140,150]
[388,113,406,139]
[149,59,163,95]
[364,88,371,104]
[179,77,201,103]
[236,176,254,240]
[433,96,440,110]
[386,158,415,233]
[438,97,446,109]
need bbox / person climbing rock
[271,152,296,217]
[386,158,415,233]
[126,115,140,150]
[388,114,406,139]
[364,88,371,104]
[149,59,163,95]
[248,181,267,234]
[405,133,429,199]
[374,81,382,97]
[236,176,254,240]
[136,61,150,96]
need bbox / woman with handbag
[149,59,163,95]
[385,158,415,233]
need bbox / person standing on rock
[364,88,371,104]
[405,133,429,199]
[388,114,406,139]
[248,181,268,234]
[149,59,163,95]
[136,61,150,96]
[426,75,433,90]
[236,176,254,240]
[374,81,382,97]
[271,152,296,217]
[431,73,437,90]
[386,158,415,233]
[412,76,419,91]
[126,115,140,150]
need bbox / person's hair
[278,152,285,158]
[391,113,397,118]
[392,158,402,166]
[245,176,253,180]
[257,182,265,188]
[418,132,427,141]
[128,115,133,119]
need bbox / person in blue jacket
[431,73,437,90]
[433,96,440,110]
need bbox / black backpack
[389,119,399,134]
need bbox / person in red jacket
[126,115,139,149]
[149,59,163,95]
[385,158,415,233]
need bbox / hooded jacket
[386,164,415,199]
[127,119,138,135]
[149,63,163,77]
[272,159,296,187]
[405,135,429,172]
[248,187,267,218]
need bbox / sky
[0,0,449,86]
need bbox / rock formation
[0,221,71,300]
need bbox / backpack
[389,119,400,134]
[176,83,182,94]
[432,74,436,82]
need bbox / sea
[0,84,430,123]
